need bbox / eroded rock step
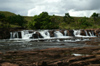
[48,55,97,66]
[1,47,100,66]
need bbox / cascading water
[84,30,89,37]
[89,31,92,36]
[39,30,50,39]
[10,32,13,39]
[10,32,19,39]
[73,30,81,37]
[64,30,67,36]
[91,31,96,36]
[54,31,64,38]
[9,30,96,42]
[21,30,33,39]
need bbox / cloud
[68,9,98,17]
[28,0,100,17]
[0,0,100,17]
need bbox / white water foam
[9,30,96,42]
[39,30,50,39]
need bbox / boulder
[80,30,86,36]
[67,30,74,36]
[49,30,55,37]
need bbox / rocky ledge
[0,46,100,66]
[0,28,100,39]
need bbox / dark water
[0,39,91,52]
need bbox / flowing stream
[0,41,91,52]
[0,29,97,52]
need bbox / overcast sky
[0,0,100,17]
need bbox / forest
[0,11,100,29]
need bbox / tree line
[0,12,100,29]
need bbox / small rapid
[9,30,96,42]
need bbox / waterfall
[73,30,81,37]
[17,32,19,38]
[92,31,94,36]
[21,30,33,39]
[39,30,50,38]
[88,31,96,37]
[10,32,19,39]
[64,30,67,36]
[10,32,13,39]
[89,32,92,36]
[84,30,88,36]
[54,31,64,37]
[91,31,95,36]
[9,30,97,41]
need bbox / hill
[23,16,33,22]
[0,11,16,17]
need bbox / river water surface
[0,39,91,52]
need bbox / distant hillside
[23,16,33,22]
[0,11,16,17]
[0,11,33,22]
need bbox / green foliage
[78,17,93,29]
[1,11,100,29]
[28,12,59,29]
[0,13,11,28]
[63,13,74,24]
[8,15,26,27]
[0,11,16,17]
[91,12,98,18]
[0,13,5,19]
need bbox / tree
[8,15,26,27]
[91,12,98,18]
[0,13,5,19]
[65,13,70,18]
[0,13,10,28]
[27,15,37,29]
[78,17,93,29]
[30,12,54,29]
[63,13,74,24]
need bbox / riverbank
[0,37,100,66]
[0,46,100,66]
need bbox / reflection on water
[0,39,91,52]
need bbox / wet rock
[18,32,22,38]
[67,55,95,63]
[32,32,43,38]
[0,52,3,55]
[60,44,65,45]
[92,50,100,54]
[60,30,65,35]
[29,30,34,33]
[94,29,100,37]
[41,61,47,66]
[86,30,91,36]
[69,61,89,66]
[80,30,86,36]
[0,28,10,39]
[87,64,100,66]
[32,33,38,38]
[1,62,19,66]
[49,30,55,37]
[67,30,74,36]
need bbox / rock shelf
[0,46,100,66]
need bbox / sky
[0,0,100,17]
